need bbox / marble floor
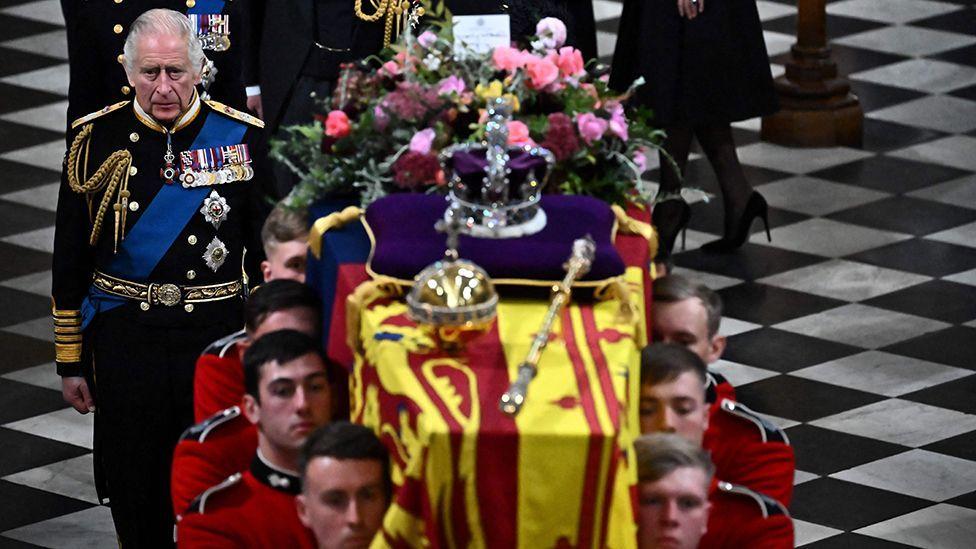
[1,0,975,547]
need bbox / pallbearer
[52,9,268,545]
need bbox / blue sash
[81,111,248,328]
[188,0,225,13]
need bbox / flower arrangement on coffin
[273,1,666,210]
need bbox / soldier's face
[297,457,389,549]
[128,32,201,123]
[244,353,332,452]
[261,239,309,283]
[638,466,711,549]
[652,298,725,365]
[639,372,709,445]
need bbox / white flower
[535,17,567,50]
[423,53,441,71]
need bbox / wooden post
[761,0,863,147]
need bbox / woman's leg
[653,125,695,264]
[694,123,754,238]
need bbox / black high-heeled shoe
[653,199,691,265]
[701,192,771,253]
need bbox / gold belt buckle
[151,283,182,307]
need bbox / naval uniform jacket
[52,94,268,377]
[60,0,255,124]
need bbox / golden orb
[407,258,497,328]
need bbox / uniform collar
[251,450,302,495]
[132,89,201,133]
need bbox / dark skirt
[610,0,779,126]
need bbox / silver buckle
[150,283,182,307]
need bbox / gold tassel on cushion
[308,206,363,259]
[611,204,659,264]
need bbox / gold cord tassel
[67,123,133,247]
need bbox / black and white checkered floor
[0,0,974,546]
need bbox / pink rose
[409,128,436,154]
[381,60,400,76]
[576,112,608,145]
[324,110,351,138]
[536,17,567,50]
[492,46,528,72]
[507,121,534,146]
[634,148,648,174]
[608,102,628,141]
[552,47,584,78]
[417,30,437,48]
[437,75,466,96]
[525,56,560,90]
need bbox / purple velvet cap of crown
[366,194,626,282]
[447,148,551,192]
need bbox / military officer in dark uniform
[60,0,253,124]
[53,9,269,545]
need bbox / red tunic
[703,399,795,506]
[171,406,258,516]
[177,456,315,548]
[193,330,247,422]
[706,370,736,411]
[701,479,793,549]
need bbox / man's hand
[62,376,95,414]
[246,94,264,120]
[678,0,703,19]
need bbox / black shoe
[701,192,771,253]
[653,199,691,265]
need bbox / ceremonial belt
[93,271,242,307]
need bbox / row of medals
[179,164,254,188]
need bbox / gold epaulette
[71,101,131,130]
[204,99,265,128]
[52,302,83,363]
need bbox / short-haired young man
[261,203,309,283]
[639,343,795,506]
[297,422,392,549]
[178,330,331,547]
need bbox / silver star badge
[200,190,230,229]
[204,236,229,272]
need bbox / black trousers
[86,304,240,548]
[271,75,335,198]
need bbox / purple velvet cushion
[366,194,626,283]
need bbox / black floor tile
[0,120,61,155]
[945,490,976,511]
[0,536,47,549]
[0,379,64,425]
[674,243,825,280]
[847,239,976,277]
[802,533,917,548]
[0,47,63,79]
[718,282,846,325]
[0,159,60,194]
[0,14,61,43]
[858,117,950,154]
[0,480,92,532]
[735,375,883,422]
[810,156,968,194]
[0,332,52,374]
[648,157,792,198]
[0,83,64,116]
[881,326,976,370]
[949,84,976,102]
[0,287,52,329]
[763,13,885,39]
[0,242,50,282]
[911,9,976,36]
[923,430,976,462]
[932,43,976,68]
[849,80,929,114]
[828,44,910,76]
[862,280,976,324]
[687,201,807,237]
[0,428,89,477]
[594,16,619,34]
[827,196,976,236]
[724,328,863,372]
[785,425,908,475]
[791,477,931,531]
[902,375,976,415]
[0,200,54,238]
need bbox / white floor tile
[826,0,962,24]
[943,268,976,287]
[757,176,889,216]
[711,359,779,387]
[754,218,911,258]
[0,182,60,212]
[810,399,976,447]
[763,412,801,431]
[592,0,623,21]
[3,407,94,450]
[2,505,118,549]
[794,519,842,546]
[794,470,819,486]
[775,304,949,349]
[0,100,69,133]
[925,221,976,249]
[0,0,65,24]
[868,95,976,134]
[0,270,53,297]
[759,259,930,302]
[889,136,976,172]
[855,504,976,549]
[763,31,795,57]
[0,30,68,60]
[834,26,976,58]
[735,142,873,174]
[0,64,70,96]
[0,140,66,172]
[1,225,56,253]
[852,59,976,94]
[2,316,53,342]
[717,317,762,338]
[908,174,976,210]
[2,362,61,391]
[596,30,617,60]
[832,449,976,502]
[792,351,972,397]
[3,454,99,504]
[669,266,743,291]
[756,1,796,22]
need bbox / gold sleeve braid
[66,123,133,251]
[52,303,83,363]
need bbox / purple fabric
[450,148,551,181]
[367,194,626,282]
